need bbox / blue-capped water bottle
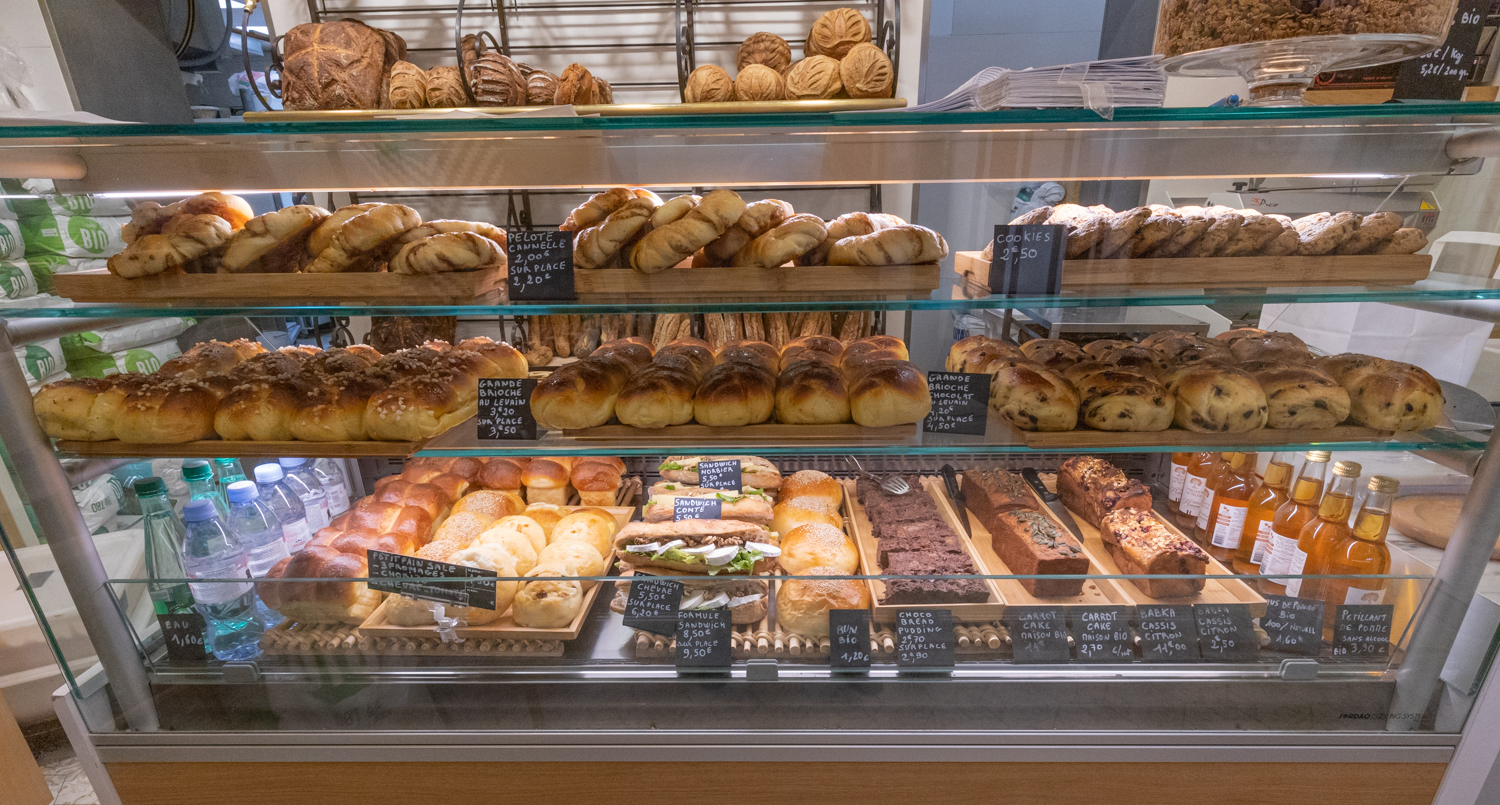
[253,464,313,552]
[180,499,263,661]
[225,480,291,576]
[278,458,330,532]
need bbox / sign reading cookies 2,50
[507,230,576,301]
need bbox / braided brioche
[732,214,828,268]
[306,204,422,273]
[828,224,948,266]
[630,189,747,273]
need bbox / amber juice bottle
[1167,452,1193,520]
[1203,452,1257,565]
[1259,450,1331,596]
[1285,461,1362,600]
[1193,453,1234,545]
[1315,476,1398,635]
[1234,452,1292,574]
[1175,452,1215,530]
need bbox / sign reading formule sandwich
[506,230,576,301]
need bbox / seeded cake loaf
[988,509,1089,597]
[1056,456,1153,527]
[961,469,1038,526]
[1098,508,1208,598]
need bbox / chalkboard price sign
[895,609,955,670]
[1331,604,1395,660]
[1194,604,1258,663]
[1007,606,1070,664]
[622,577,684,636]
[923,372,991,436]
[988,224,1065,297]
[830,609,872,670]
[1138,604,1200,663]
[507,230,576,301]
[697,459,742,491]
[675,608,733,669]
[368,550,498,610]
[1261,595,1325,657]
[1394,0,1487,101]
[477,377,539,440]
[1072,606,1133,663]
[673,496,722,522]
[158,612,208,663]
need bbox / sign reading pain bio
[507,230,576,300]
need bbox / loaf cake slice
[1056,456,1153,527]
[1098,508,1208,598]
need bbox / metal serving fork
[846,456,911,495]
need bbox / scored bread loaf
[1056,456,1153,528]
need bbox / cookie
[1366,227,1429,255]
[1049,204,1107,259]
[1181,213,1241,258]
[1295,211,1360,256]
[1128,212,1185,257]
[1261,217,1301,257]
[1145,215,1211,258]
[1336,212,1404,255]
[1094,207,1151,258]
[1220,213,1286,257]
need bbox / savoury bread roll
[1168,364,1268,433]
[512,573,585,628]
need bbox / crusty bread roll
[615,364,698,429]
[260,547,382,626]
[779,523,858,575]
[477,457,529,491]
[985,361,1079,432]
[694,361,775,427]
[848,359,931,427]
[569,459,624,506]
[1168,365,1268,433]
[451,489,528,520]
[776,566,870,637]
[512,573,585,628]
[774,361,850,424]
[529,356,632,430]
[1241,361,1351,429]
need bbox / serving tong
[845,456,911,495]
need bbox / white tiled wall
[0,0,75,111]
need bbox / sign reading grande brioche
[507,229,576,301]
[477,377,538,440]
[989,224,1065,296]
[923,371,990,435]
[368,550,498,610]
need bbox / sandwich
[643,490,775,525]
[649,481,773,503]
[658,455,783,490]
[614,519,781,575]
[611,574,769,624]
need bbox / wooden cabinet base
[107,760,1447,805]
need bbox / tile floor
[26,719,99,805]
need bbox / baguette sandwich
[644,491,774,525]
[658,455,783,490]
[614,519,781,575]
[649,481,773,503]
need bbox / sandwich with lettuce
[657,455,783,491]
[613,520,781,575]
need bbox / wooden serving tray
[563,422,918,442]
[920,476,1131,610]
[243,98,908,122]
[1017,425,1394,450]
[573,264,940,302]
[52,264,506,306]
[54,437,433,459]
[840,478,1006,624]
[953,251,1432,291]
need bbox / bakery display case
[10,88,1500,805]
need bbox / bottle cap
[134,477,166,497]
[213,458,238,467]
[1305,450,1332,462]
[1369,476,1400,493]
[279,457,307,469]
[1333,461,1363,478]
[183,498,219,522]
[254,464,284,484]
[226,480,259,504]
[182,459,212,482]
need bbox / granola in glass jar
[1156,0,1455,57]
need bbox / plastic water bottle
[139,477,194,616]
[213,458,246,498]
[253,464,313,551]
[313,459,351,517]
[180,498,263,661]
[182,459,229,519]
[278,458,331,531]
[225,480,291,575]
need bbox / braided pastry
[308,202,382,256]
[390,232,504,274]
[651,194,701,227]
[800,211,904,265]
[561,187,636,232]
[398,219,507,251]
[222,205,331,273]
[573,197,657,269]
[733,214,828,268]
[106,214,234,278]
[121,192,254,244]
[701,199,794,266]
[630,189,747,274]
[827,224,948,266]
[307,204,422,273]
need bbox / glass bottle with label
[1194,453,1237,545]
[1234,452,1292,575]
[1175,452,1215,529]
[1203,452,1257,564]
[1259,450,1332,596]
[1166,452,1193,520]
[1285,461,1362,599]
[1313,476,1397,632]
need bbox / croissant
[630,189,747,274]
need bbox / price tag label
[1194,603,1258,663]
[988,224,1065,296]
[673,496,722,522]
[368,550,498,610]
[1261,595,1325,657]
[477,377,538,440]
[1007,606,1069,664]
[157,612,208,663]
[1072,606,1133,664]
[506,230,576,301]
[697,459,741,491]
[1394,0,1486,101]
[622,577,683,636]
[895,609,955,670]
[1331,604,1395,660]
[1138,604,1200,663]
[923,372,991,436]
[675,608,732,669]
[829,609,872,671]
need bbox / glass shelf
[6,102,1496,193]
[11,272,1500,319]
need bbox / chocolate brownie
[882,578,990,605]
[877,534,966,565]
[884,550,977,577]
